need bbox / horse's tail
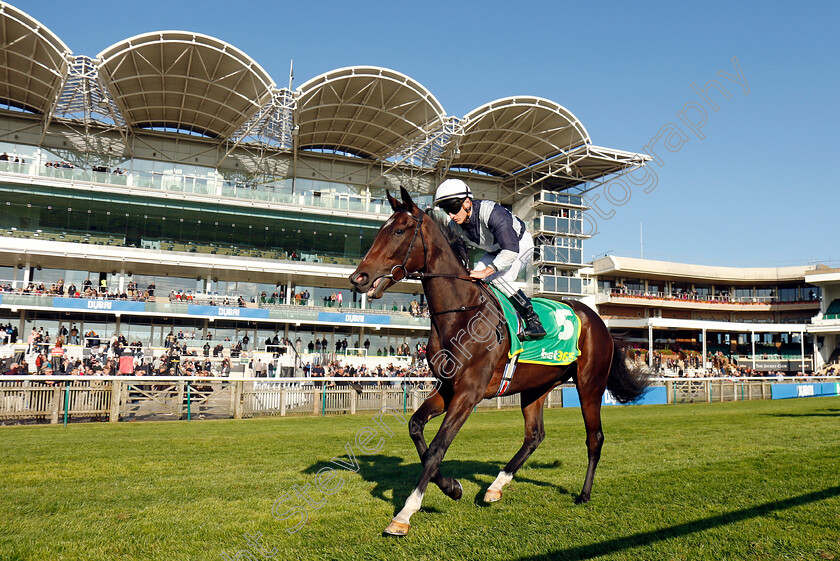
[606,340,652,404]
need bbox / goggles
[438,197,466,215]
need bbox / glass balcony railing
[535,191,585,208]
[535,276,584,295]
[0,226,364,266]
[0,160,392,216]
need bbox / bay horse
[349,187,650,536]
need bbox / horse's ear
[386,190,401,211]
[400,186,416,210]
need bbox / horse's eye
[394,229,405,236]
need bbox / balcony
[532,215,589,238]
[596,289,820,311]
[534,275,584,296]
[0,160,392,216]
[534,246,583,268]
[533,191,588,210]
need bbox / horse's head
[350,186,427,299]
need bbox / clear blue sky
[15,0,840,267]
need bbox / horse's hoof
[450,479,463,500]
[383,520,410,537]
[483,489,503,503]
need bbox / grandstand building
[589,255,824,373]
[0,3,647,370]
[803,265,840,369]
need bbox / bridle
[384,209,474,283]
[381,208,504,323]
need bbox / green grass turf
[1,397,839,561]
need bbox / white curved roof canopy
[296,66,446,159]
[97,31,275,139]
[452,97,591,176]
[0,2,70,115]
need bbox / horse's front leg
[408,387,462,500]
[385,391,479,536]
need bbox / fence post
[234,381,243,419]
[63,381,70,427]
[176,381,185,419]
[350,388,356,415]
[380,388,387,411]
[666,381,674,404]
[411,390,418,412]
[109,380,121,422]
[496,397,502,409]
[228,380,237,416]
[50,385,61,424]
[280,389,287,417]
[706,380,712,403]
[313,388,320,415]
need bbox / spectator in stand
[27,328,37,354]
[69,324,79,344]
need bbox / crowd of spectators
[628,347,823,378]
[1,324,430,378]
[609,285,819,304]
[0,278,157,302]
[302,361,432,388]
[0,152,24,164]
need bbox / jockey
[434,178,546,340]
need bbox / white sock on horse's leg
[488,470,514,492]
[393,488,425,525]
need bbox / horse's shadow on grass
[302,455,570,514]
[763,407,840,418]
[512,485,840,560]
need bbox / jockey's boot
[510,290,547,341]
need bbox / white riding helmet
[434,178,473,205]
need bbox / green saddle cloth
[490,286,581,366]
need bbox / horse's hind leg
[484,388,548,503]
[575,385,605,504]
[408,388,462,500]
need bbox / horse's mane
[423,207,469,269]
